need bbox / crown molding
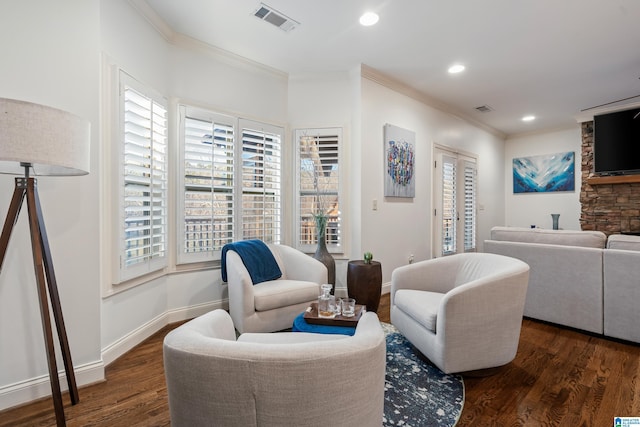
[127,0,175,41]
[574,100,640,123]
[360,64,506,140]
[129,0,287,80]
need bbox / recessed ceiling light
[522,115,536,122]
[448,64,465,74]
[359,12,379,26]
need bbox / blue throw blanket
[221,240,282,284]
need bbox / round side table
[347,260,382,313]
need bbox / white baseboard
[0,299,227,412]
[0,360,104,412]
[382,281,391,294]
[166,300,227,324]
[101,299,228,366]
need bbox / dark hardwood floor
[2,293,639,426]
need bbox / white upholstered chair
[163,309,386,427]
[225,243,327,333]
[391,252,530,374]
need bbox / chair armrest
[437,268,529,343]
[391,257,459,303]
[226,250,257,324]
[272,244,328,284]
[166,309,237,345]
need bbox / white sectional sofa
[485,226,640,343]
[604,234,640,343]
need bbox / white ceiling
[138,0,640,137]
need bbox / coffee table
[292,303,365,336]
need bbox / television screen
[594,107,640,175]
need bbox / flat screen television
[593,106,640,175]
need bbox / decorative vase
[313,214,336,292]
[551,213,560,230]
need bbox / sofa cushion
[607,234,640,251]
[394,289,444,332]
[490,226,606,249]
[253,279,319,312]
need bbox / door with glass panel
[432,146,477,257]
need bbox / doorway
[432,145,477,257]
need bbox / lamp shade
[0,98,91,176]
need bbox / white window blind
[179,107,235,263]
[117,74,168,282]
[240,120,282,244]
[295,128,342,253]
[441,155,457,256]
[177,111,282,265]
[463,160,477,252]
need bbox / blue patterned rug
[383,323,464,426]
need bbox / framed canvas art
[513,151,575,193]
[384,124,415,198]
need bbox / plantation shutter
[441,155,457,255]
[118,76,168,282]
[463,160,477,252]
[180,108,235,263]
[239,119,282,244]
[295,128,342,253]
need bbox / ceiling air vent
[475,105,494,113]
[254,3,299,32]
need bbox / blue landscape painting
[513,151,575,193]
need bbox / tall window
[240,119,282,243]
[463,160,477,252]
[433,146,477,257]
[295,128,342,253]
[179,107,235,263]
[178,107,282,264]
[116,73,168,282]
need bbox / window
[177,107,283,264]
[179,107,235,264]
[433,146,477,257]
[239,119,282,244]
[115,73,168,283]
[463,160,477,252]
[295,128,342,253]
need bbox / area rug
[383,323,464,426]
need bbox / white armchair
[163,309,386,427]
[391,252,530,374]
[226,243,327,333]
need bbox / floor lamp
[0,98,90,426]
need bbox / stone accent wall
[580,121,640,235]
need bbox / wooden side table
[347,260,382,313]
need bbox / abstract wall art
[384,123,415,198]
[513,151,575,193]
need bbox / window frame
[177,105,237,264]
[113,71,169,284]
[176,105,284,266]
[294,127,343,254]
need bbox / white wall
[505,126,582,230]
[0,0,102,409]
[99,0,289,364]
[287,71,356,292]
[360,75,506,284]
[0,0,537,412]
